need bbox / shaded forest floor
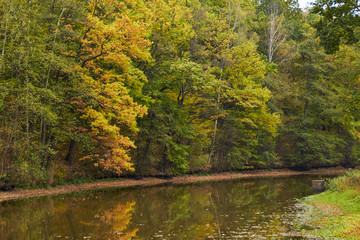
[0,166,357,202]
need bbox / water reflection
[0,175,324,239]
[0,195,138,240]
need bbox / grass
[298,170,360,239]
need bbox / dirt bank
[0,166,355,203]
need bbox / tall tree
[312,0,360,53]
[276,14,347,168]
[67,0,151,175]
[0,0,151,184]
[256,0,302,63]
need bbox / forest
[0,0,359,186]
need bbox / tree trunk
[65,140,76,166]
[343,138,355,168]
[0,3,9,72]
[162,144,168,173]
[208,66,224,164]
[304,57,312,119]
[137,138,151,174]
[267,3,286,63]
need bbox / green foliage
[288,128,345,168]
[271,13,360,169]
[312,0,360,54]
[326,170,360,192]
[0,0,151,184]
[1,0,360,185]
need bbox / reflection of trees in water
[132,186,218,239]
[82,201,138,240]
[132,176,314,239]
[0,196,138,240]
[102,202,137,239]
[0,176,316,239]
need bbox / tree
[0,0,152,184]
[277,14,348,168]
[327,44,360,166]
[67,0,151,175]
[199,0,280,169]
[0,0,80,184]
[312,0,360,53]
[256,0,302,63]
[134,0,199,174]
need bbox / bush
[326,170,360,192]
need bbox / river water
[0,175,329,239]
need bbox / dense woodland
[1,0,360,185]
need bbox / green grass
[298,170,360,239]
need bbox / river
[0,175,330,239]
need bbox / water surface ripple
[0,175,328,239]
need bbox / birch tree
[267,2,287,62]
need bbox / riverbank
[298,170,360,239]
[0,166,354,202]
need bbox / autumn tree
[65,0,151,175]
[0,0,151,184]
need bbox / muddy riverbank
[0,166,355,202]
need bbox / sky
[298,0,315,9]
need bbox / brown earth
[0,166,355,203]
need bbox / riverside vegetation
[298,170,360,239]
[1,0,360,187]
